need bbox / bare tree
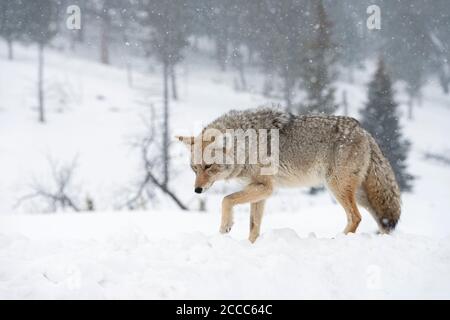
[170,65,178,100]
[99,7,111,64]
[231,45,247,91]
[24,0,59,123]
[423,151,450,166]
[126,107,188,210]
[0,0,25,60]
[86,0,126,65]
[138,0,190,188]
[16,158,83,213]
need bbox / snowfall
[0,41,449,299]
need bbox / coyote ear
[175,135,195,146]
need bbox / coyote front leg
[249,200,266,243]
[220,181,273,241]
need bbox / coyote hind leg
[327,177,362,234]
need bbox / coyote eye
[204,164,212,170]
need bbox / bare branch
[125,105,188,211]
[16,157,82,213]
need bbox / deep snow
[1,211,449,299]
[0,42,450,299]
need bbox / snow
[1,43,450,299]
[1,211,449,299]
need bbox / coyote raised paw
[219,220,233,234]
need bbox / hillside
[0,43,449,299]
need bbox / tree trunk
[126,61,133,88]
[408,99,414,120]
[77,24,84,43]
[123,32,133,88]
[247,46,253,65]
[100,13,110,64]
[70,32,76,51]
[342,90,349,116]
[192,36,199,52]
[238,64,247,91]
[439,72,449,94]
[283,69,292,112]
[443,78,449,94]
[145,171,188,210]
[347,66,354,83]
[263,73,273,97]
[170,65,178,100]
[162,61,170,188]
[284,87,292,112]
[216,38,228,71]
[7,39,13,60]
[38,44,45,123]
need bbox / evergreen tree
[360,58,413,191]
[301,0,338,115]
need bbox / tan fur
[221,178,273,242]
[177,108,402,242]
[249,200,265,243]
[360,136,401,233]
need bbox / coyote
[177,108,401,242]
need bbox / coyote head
[176,134,235,194]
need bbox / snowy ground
[0,43,450,299]
[1,211,449,299]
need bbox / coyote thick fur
[177,108,401,242]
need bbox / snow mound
[0,213,448,299]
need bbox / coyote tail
[363,135,401,233]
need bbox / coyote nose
[194,187,203,194]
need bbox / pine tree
[301,0,337,115]
[360,58,413,192]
